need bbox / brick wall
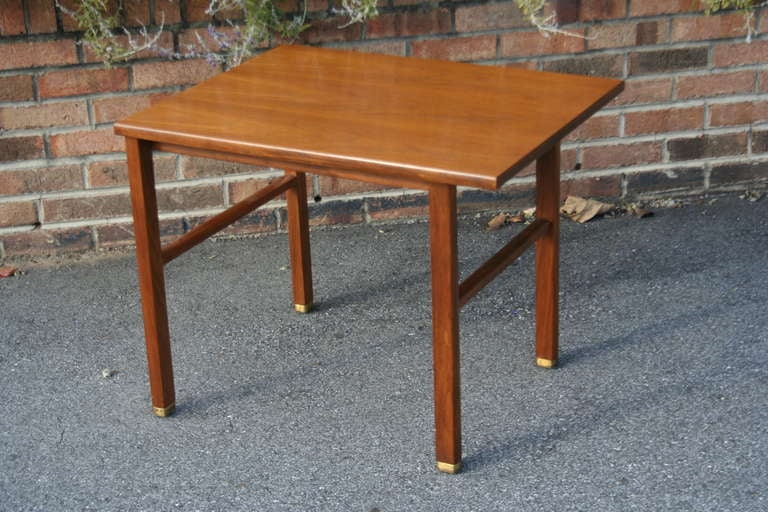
[1,0,767,258]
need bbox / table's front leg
[428,184,462,474]
[285,171,313,313]
[535,144,561,368]
[126,137,176,417]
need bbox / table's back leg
[429,184,462,474]
[285,171,313,313]
[535,144,561,369]
[126,137,176,416]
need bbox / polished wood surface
[459,218,549,308]
[162,174,297,263]
[429,184,462,469]
[126,137,175,413]
[117,46,623,473]
[115,45,622,191]
[535,145,561,367]
[285,170,313,310]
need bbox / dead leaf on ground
[508,212,526,223]
[0,266,19,278]
[627,205,654,218]
[740,190,765,202]
[487,213,509,230]
[560,196,614,223]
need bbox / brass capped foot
[153,403,176,417]
[536,357,556,369]
[437,461,462,474]
[295,303,313,313]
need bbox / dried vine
[60,0,764,68]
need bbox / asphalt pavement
[1,193,766,511]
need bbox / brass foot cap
[153,403,176,417]
[295,303,313,313]
[437,461,462,474]
[536,357,556,369]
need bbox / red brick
[0,0,24,36]
[624,106,704,135]
[501,30,585,58]
[304,0,325,12]
[177,26,245,54]
[43,192,133,222]
[217,206,280,236]
[676,70,756,99]
[300,17,363,44]
[28,0,58,33]
[156,184,224,212]
[0,40,78,71]
[228,177,285,204]
[123,0,150,27]
[626,168,704,195]
[345,41,406,56]
[753,130,768,153]
[181,156,266,179]
[709,101,768,127]
[630,0,701,16]
[185,0,213,22]
[710,162,767,186]
[92,93,171,123]
[587,21,666,50]
[629,47,708,75]
[542,54,623,77]
[0,101,88,130]
[0,136,44,162]
[87,157,176,188]
[671,13,747,42]
[366,9,451,39]
[565,114,619,142]
[712,40,768,68]
[581,141,662,169]
[49,128,124,157]
[96,218,185,248]
[561,148,579,173]
[227,175,311,204]
[577,0,627,20]
[83,32,175,63]
[667,132,747,161]
[760,71,768,93]
[0,75,34,102]
[365,194,427,222]
[2,228,93,256]
[611,77,672,106]
[55,0,118,31]
[38,68,129,98]
[132,59,221,90]
[318,176,389,197]
[560,175,621,199]
[155,0,182,24]
[411,35,497,61]
[57,0,80,31]
[0,165,83,195]
[455,2,527,32]
[0,201,38,227]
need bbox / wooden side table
[115,45,623,473]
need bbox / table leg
[429,184,462,474]
[126,137,176,417]
[535,144,561,369]
[285,171,313,313]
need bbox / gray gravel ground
[1,194,767,511]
